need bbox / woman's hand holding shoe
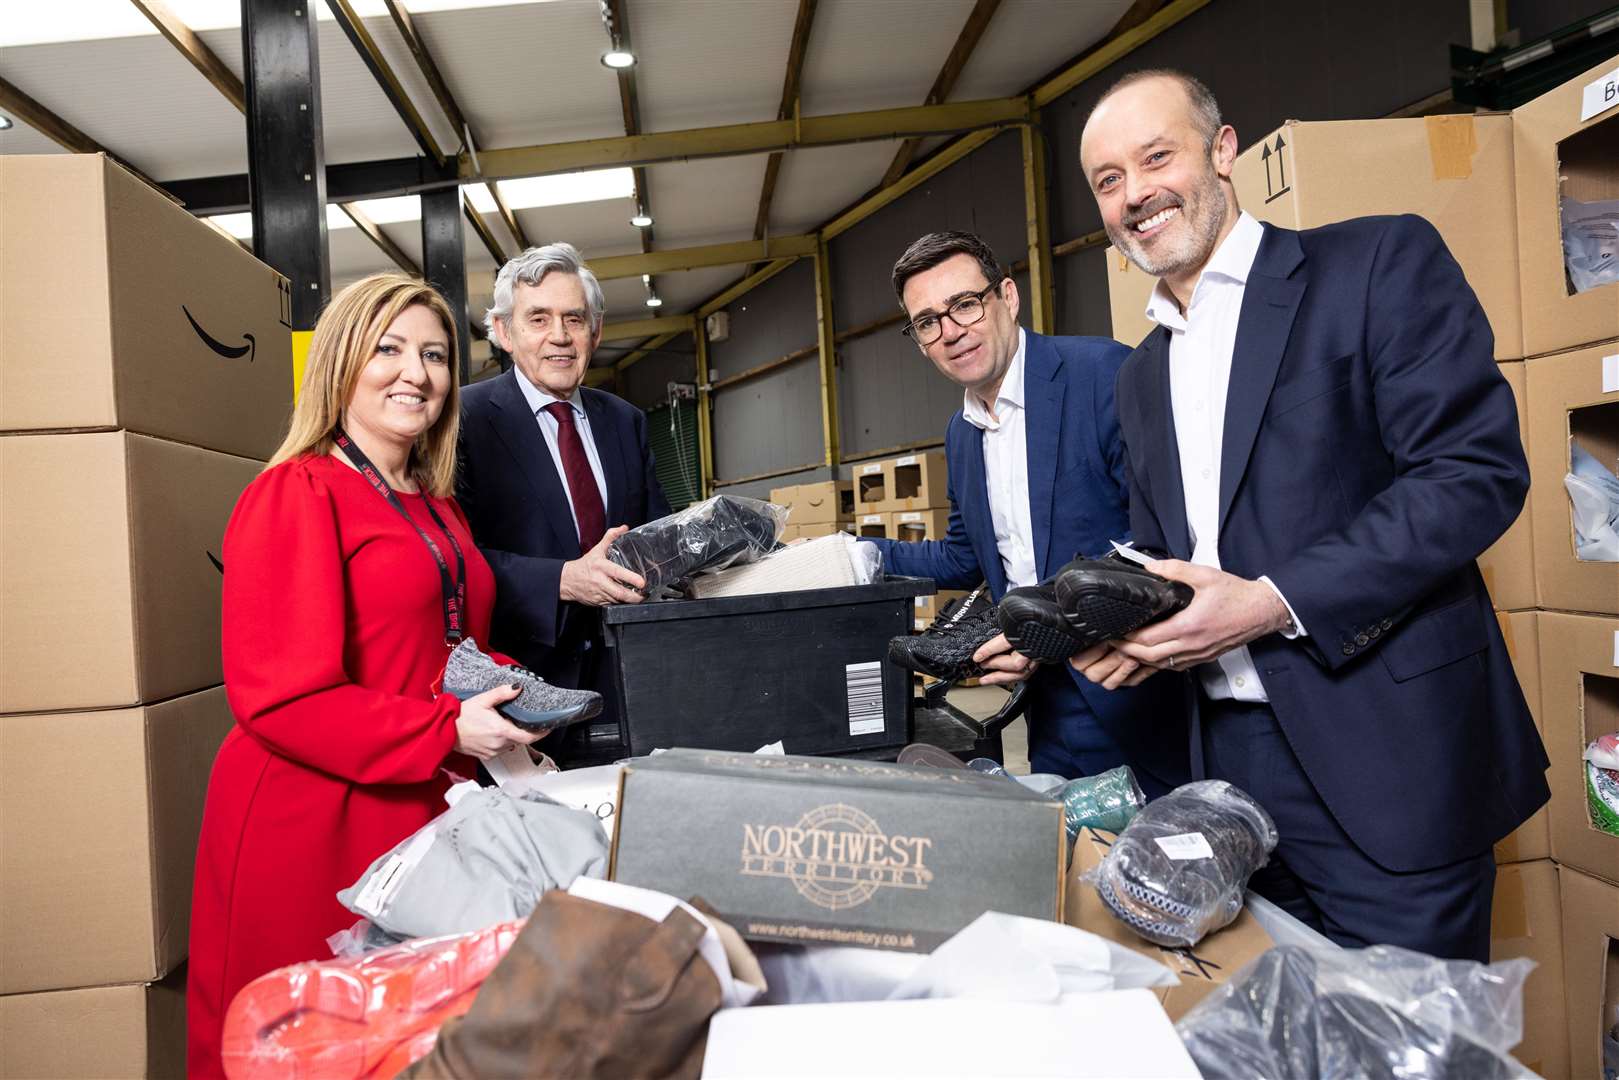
[454,684,544,759]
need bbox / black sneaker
[887,585,999,681]
[997,582,1088,663]
[1051,555,1193,649]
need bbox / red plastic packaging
[221,920,524,1079]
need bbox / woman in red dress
[188,274,545,1078]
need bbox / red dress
[188,453,498,1079]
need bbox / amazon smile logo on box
[184,306,256,362]
[740,803,934,910]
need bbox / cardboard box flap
[635,748,1053,803]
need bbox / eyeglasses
[900,281,1003,345]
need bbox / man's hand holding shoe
[560,525,646,606]
[972,632,1037,687]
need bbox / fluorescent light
[600,48,636,69]
[630,211,654,228]
[644,294,663,308]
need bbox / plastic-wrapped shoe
[886,585,998,681]
[442,638,602,732]
[997,582,1089,662]
[1052,554,1193,648]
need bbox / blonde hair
[268,273,462,497]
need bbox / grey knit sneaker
[442,638,603,732]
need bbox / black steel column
[242,0,329,332]
[421,187,470,382]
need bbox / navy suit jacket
[868,330,1190,789]
[457,369,671,682]
[1116,215,1549,872]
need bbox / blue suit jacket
[457,369,671,681]
[1116,216,1549,872]
[868,330,1190,789]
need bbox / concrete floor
[937,684,1030,775]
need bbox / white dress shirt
[513,366,610,540]
[1143,211,1305,703]
[961,328,1038,589]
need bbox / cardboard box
[611,749,1065,952]
[891,508,950,542]
[778,523,800,542]
[1062,826,1274,1021]
[0,431,259,712]
[1536,612,1619,884]
[1513,58,1619,358]
[1490,860,1570,1079]
[854,459,889,514]
[0,155,294,460]
[1479,362,1538,610]
[0,970,186,1079]
[1525,344,1618,615]
[797,521,855,540]
[1558,864,1619,1080]
[857,512,891,539]
[1109,115,1524,357]
[1496,611,1552,864]
[0,687,232,994]
[772,480,853,526]
[878,452,949,512]
[914,589,969,630]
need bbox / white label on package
[1579,64,1619,123]
[1603,354,1618,394]
[351,827,437,917]
[846,660,885,736]
[898,455,918,466]
[1109,540,1154,567]
[862,463,882,474]
[1155,832,1215,860]
[902,512,921,522]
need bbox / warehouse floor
[943,685,1029,774]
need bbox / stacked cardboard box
[851,451,951,542]
[769,480,854,542]
[0,155,293,1077]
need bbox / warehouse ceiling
[0,0,1138,371]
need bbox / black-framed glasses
[900,281,1003,345]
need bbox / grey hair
[1090,68,1223,150]
[484,241,606,339]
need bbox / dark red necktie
[543,401,607,552]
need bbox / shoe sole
[446,686,603,732]
[1052,569,1192,648]
[996,593,1086,663]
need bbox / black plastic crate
[600,576,934,758]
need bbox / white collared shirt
[961,328,1037,589]
[513,366,609,538]
[1144,211,1305,703]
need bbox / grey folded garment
[338,785,610,940]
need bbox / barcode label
[351,827,437,917]
[846,661,884,736]
[1155,832,1214,860]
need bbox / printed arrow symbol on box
[1263,133,1291,204]
[184,306,256,362]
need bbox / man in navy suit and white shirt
[864,231,1189,797]
[1074,69,1549,959]
[458,243,671,762]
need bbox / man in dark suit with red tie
[458,242,671,763]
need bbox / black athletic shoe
[997,582,1089,663]
[1051,554,1193,648]
[887,585,999,681]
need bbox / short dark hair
[891,231,1007,309]
[1088,68,1223,149]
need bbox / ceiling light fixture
[600,47,636,69]
[630,209,654,228]
[644,293,664,308]
[0,114,12,130]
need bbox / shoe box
[1535,613,1619,885]
[1513,57,1619,359]
[611,748,1064,952]
[1107,114,1523,358]
[1558,864,1619,1080]
[0,968,186,1079]
[0,687,232,994]
[891,509,950,543]
[857,512,891,539]
[914,590,969,632]
[0,155,293,461]
[1525,343,1618,615]
[1490,859,1570,1080]
[781,520,857,543]
[1063,826,1275,1022]
[0,431,260,712]
[1478,361,1537,612]
[1496,611,1552,865]
[853,452,949,516]
[770,480,854,528]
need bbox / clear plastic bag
[1567,439,1619,562]
[1084,779,1277,948]
[1586,733,1619,838]
[221,920,524,1079]
[1175,944,1538,1080]
[607,494,788,595]
[1562,196,1619,294]
[1060,766,1146,839]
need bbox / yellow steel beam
[129,0,246,112]
[879,0,1002,188]
[813,238,841,467]
[1020,118,1055,335]
[614,330,682,374]
[698,259,799,318]
[694,322,715,497]
[1031,0,1213,108]
[822,126,1003,240]
[464,97,1028,181]
[590,235,817,281]
[602,315,696,342]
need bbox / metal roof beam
[339,202,419,274]
[0,76,167,193]
[602,315,696,342]
[878,0,1001,188]
[591,235,817,280]
[751,0,819,254]
[129,0,246,112]
[327,0,447,166]
[463,194,508,265]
